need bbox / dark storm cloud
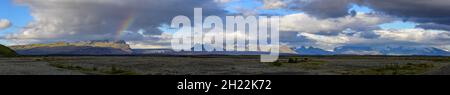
[417,23,450,31]
[10,0,226,42]
[262,0,450,24]
[359,0,450,25]
[259,0,358,18]
[290,0,357,18]
[259,0,450,50]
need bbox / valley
[2,41,450,75]
[1,55,449,75]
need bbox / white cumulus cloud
[279,13,393,35]
[0,19,12,30]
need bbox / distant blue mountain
[334,46,382,55]
[9,40,450,56]
[294,45,450,56]
[379,46,450,56]
[295,46,334,55]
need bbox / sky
[0,0,449,51]
[0,0,31,44]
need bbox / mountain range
[6,40,450,56]
[10,40,132,55]
[295,46,450,56]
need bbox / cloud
[361,0,450,25]
[214,0,236,4]
[260,0,288,9]
[279,12,393,35]
[0,19,12,30]
[258,0,450,24]
[259,0,450,24]
[299,32,368,50]
[258,0,359,18]
[292,0,358,18]
[256,0,450,50]
[127,32,173,49]
[374,29,450,45]
[416,23,450,31]
[8,0,226,45]
[299,28,450,50]
[6,0,450,51]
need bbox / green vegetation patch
[0,44,18,57]
[296,61,327,70]
[269,61,283,67]
[344,63,436,75]
[269,57,327,70]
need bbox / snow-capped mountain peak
[293,45,450,56]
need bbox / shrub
[288,58,297,63]
[300,58,310,62]
[34,58,42,61]
[271,61,283,67]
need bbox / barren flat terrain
[1,56,449,75]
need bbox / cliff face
[10,40,132,55]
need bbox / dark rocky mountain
[10,40,132,55]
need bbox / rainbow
[115,13,136,41]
